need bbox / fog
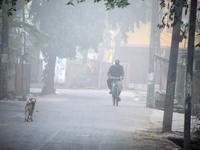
[0,1,194,149]
[28,0,157,91]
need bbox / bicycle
[111,77,123,106]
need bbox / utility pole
[0,2,9,99]
[146,0,159,108]
[183,0,197,149]
[22,5,26,100]
[162,0,183,132]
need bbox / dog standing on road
[25,98,36,122]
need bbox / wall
[119,46,149,84]
[65,63,99,88]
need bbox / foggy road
[0,89,183,150]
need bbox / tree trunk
[146,0,159,108]
[82,50,88,65]
[162,0,183,132]
[41,52,56,95]
[183,0,197,149]
[0,2,9,99]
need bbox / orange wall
[124,22,191,49]
[126,23,151,46]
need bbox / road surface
[0,89,183,150]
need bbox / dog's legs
[29,111,32,121]
[25,107,27,121]
[30,110,33,121]
[27,112,30,121]
[30,115,33,121]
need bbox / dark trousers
[107,78,113,90]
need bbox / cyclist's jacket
[107,64,124,77]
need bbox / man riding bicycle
[107,59,124,100]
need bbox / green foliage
[159,0,166,9]
[0,0,31,16]
[1,0,130,15]
[66,0,149,43]
[30,0,106,58]
[196,43,200,48]
[30,0,108,93]
[2,0,150,45]
[67,0,130,10]
[0,0,48,52]
[102,0,130,10]
[158,0,189,29]
[190,140,200,150]
[9,21,49,49]
[192,115,200,138]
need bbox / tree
[68,0,149,42]
[67,0,130,10]
[162,0,184,132]
[146,0,160,108]
[30,0,107,95]
[0,0,49,99]
[1,0,150,93]
[159,0,200,148]
[183,1,197,149]
[106,0,149,41]
[0,0,31,15]
[0,1,28,99]
[0,2,9,99]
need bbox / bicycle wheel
[112,95,115,106]
[115,87,119,106]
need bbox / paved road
[0,89,183,150]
